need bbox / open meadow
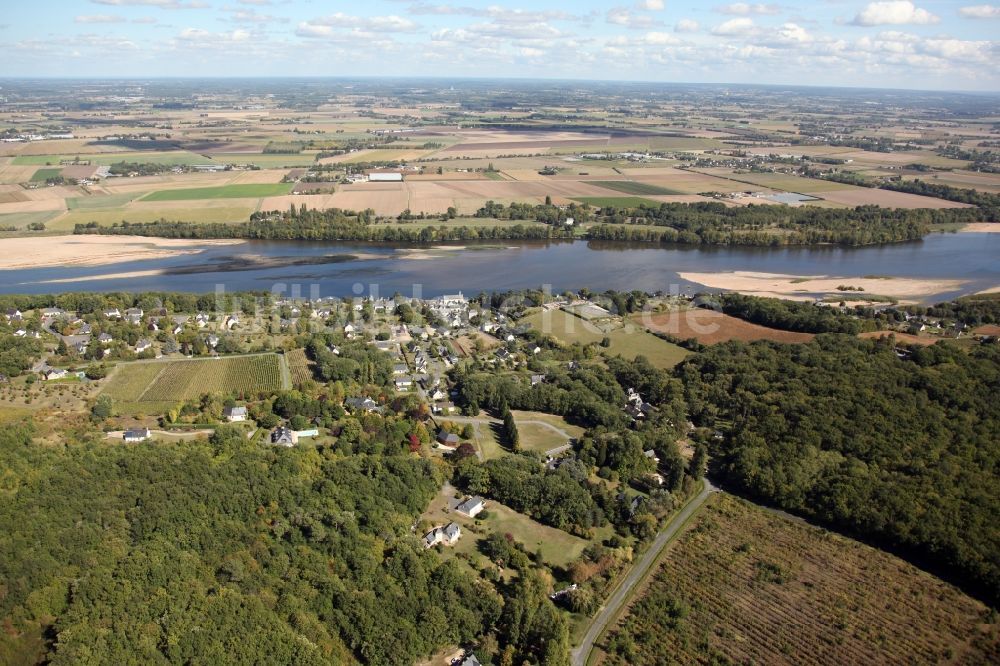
[523,308,691,369]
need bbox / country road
[571,478,717,666]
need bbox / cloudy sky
[1,1,997,91]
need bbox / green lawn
[29,168,62,182]
[572,196,660,208]
[524,308,691,369]
[422,488,590,570]
[141,183,292,201]
[591,180,682,195]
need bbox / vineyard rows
[102,355,285,408]
[599,494,999,665]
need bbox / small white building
[123,428,151,443]
[368,172,403,182]
[223,406,248,422]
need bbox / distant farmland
[141,183,293,201]
[598,493,1000,665]
[591,181,682,196]
[572,196,660,208]
[102,354,287,414]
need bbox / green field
[572,196,660,208]
[29,168,62,182]
[591,180,682,195]
[49,205,255,231]
[141,183,292,201]
[102,354,286,414]
[66,193,142,210]
[207,153,316,168]
[0,210,62,229]
[524,309,691,369]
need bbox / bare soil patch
[635,309,814,344]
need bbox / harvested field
[973,324,1000,336]
[573,196,660,207]
[812,188,975,209]
[634,308,815,344]
[598,493,1000,666]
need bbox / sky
[0,1,997,91]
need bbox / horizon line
[0,75,997,97]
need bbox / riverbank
[0,235,246,270]
[679,271,969,302]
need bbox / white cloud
[179,27,251,42]
[762,22,813,46]
[711,17,756,36]
[716,3,781,15]
[637,0,665,9]
[91,0,208,8]
[958,5,1000,18]
[297,13,419,36]
[607,7,663,29]
[223,7,287,24]
[850,1,939,26]
[75,14,126,23]
[675,18,700,32]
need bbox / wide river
[2,232,999,302]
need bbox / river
[2,232,998,302]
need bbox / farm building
[455,496,485,518]
[367,171,404,182]
[123,428,151,443]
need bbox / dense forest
[586,202,978,246]
[679,335,1000,605]
[0,423,571,665]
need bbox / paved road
[571,478,716,666]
